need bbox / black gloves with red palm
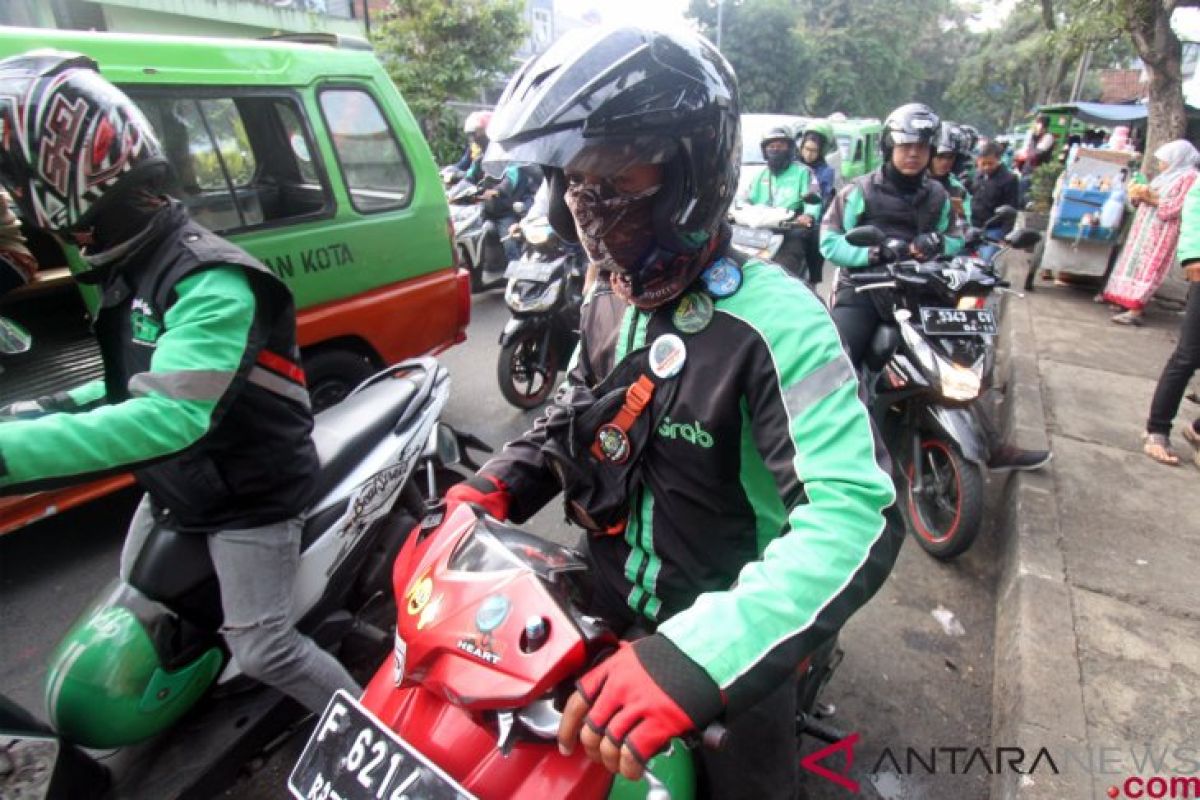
[557,634,724,780]
[442,473,511,520]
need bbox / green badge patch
[130,311,162,344]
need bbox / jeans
[496,214,520,264]
[977,227,1006,266]
[1147,282,1200,436]
[120,496,360,714]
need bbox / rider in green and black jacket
[930,123,973,235]
[0,52,357,715]
[821,103,1050,472]
[740,126,822,281]
[821,103,963,367]
[439,28,903,800]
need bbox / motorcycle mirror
[1005,229,1042,251]
[424,423,462,467]
[845,225,886,248]
[0,316,31,356]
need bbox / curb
[990,259,1091,799]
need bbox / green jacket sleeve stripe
[0,267,256,487]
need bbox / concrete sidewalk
[991,259,1200,799]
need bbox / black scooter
[841,214,1040,559]
[496,209,585,409]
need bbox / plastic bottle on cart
[1099,174,1127,231]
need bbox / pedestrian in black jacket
[971,142,1021,232]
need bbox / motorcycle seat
[307,367,426,504]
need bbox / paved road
[1,285,1001,799]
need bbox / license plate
[919,307,997,336]
[288,690,475,800]
[731,225,773,250]
[504,258,560,282]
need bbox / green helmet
[799,120,837,156]
[44,585,223,748]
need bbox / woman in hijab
[1102,140,1200,325]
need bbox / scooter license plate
[288,690,475,800]
[919,307,997,336]
[504,258,559,282]
[731,224,773,250]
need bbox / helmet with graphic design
[483,26,739,306]
[0,50,167,234]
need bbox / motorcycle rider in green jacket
[0,53,358,716]
[438,26,903,799]
[740,126,822,282]
[929,123,972,234]
[822,103,1051,473]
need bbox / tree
[687,0,814,113]
[688,0,969,120]
[1061,0,1199,169]
[372,0,526,163]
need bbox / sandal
[1112,311,1144,326]
[1182,424,1200,450]
[1184,426,1200,467]
[1142,432,1181,466]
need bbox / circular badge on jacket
[649,334,687,379]
[673,291,714,334]
[595,423,631,464]
[702,258,743,298]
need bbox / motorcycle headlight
[898,318,983,401]
[506,279,562,313]
[940,362,983,401]
[393,630,407,686]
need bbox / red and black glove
[443,473,510,521]
[559,635,724,779]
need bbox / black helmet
[959,124,980,153]
[935,123,964,156]
[759,125,795,161]
[0,51,167,234]
[484,26,739,260]
[881,103,940,162]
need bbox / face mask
[767,151,792,173]
[563,180,660,274]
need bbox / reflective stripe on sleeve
[128,369,236,402]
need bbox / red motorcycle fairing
[361,666,613,800]
[390,504,594,709]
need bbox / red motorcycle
[288,504,843,800]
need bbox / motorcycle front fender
[922,405,988,465]
[499,316,538,346]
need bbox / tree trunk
[1126,0,1187,175]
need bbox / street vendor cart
[1041,146,1140,280]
